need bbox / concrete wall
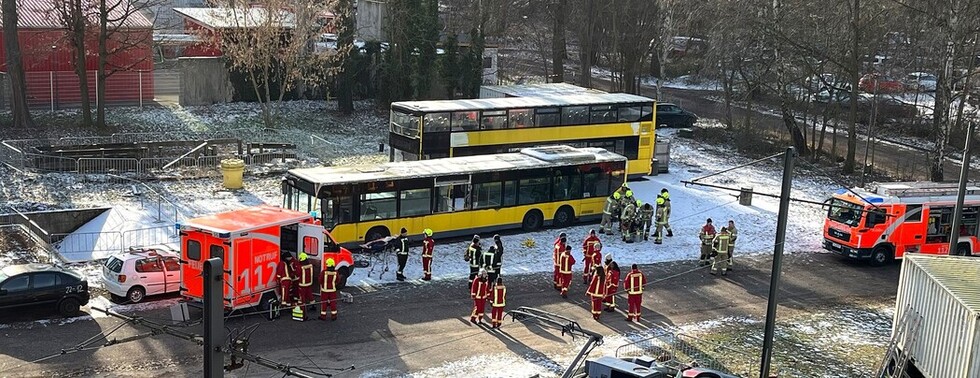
[0,208,109,237]
[356,0,386,42]
[179,57,233,106]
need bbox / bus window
[590,105,618,124]
[583,169,611,197]
[562,106,589,125]
[435,184,470,212]
[609,170,625,192]
[424,113,451,132]
[502,180,517,206]
[519,177,550,205]
[618,106,642,122]
[535,108,561,127]
[391,110,420,137]
[360,191,397,221]
[399,188,432,217]
[553,171,579,201]
[452,111,479,131]
[481,110,507,130]
[472,182,503,209]
[508,109,532,128]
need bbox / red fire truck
[179,205,355,310]
[823,182,980,266]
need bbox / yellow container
[220,158,245,189]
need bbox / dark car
[656,103,699,128]
[0,263,90,317]
[815,91,917,124]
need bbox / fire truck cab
[179,205,355,310]
[823,182,980,266]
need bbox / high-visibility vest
[422,237,434,257]
[299,263,314,287]
[276,261,293,281]
[321,270,337,293]
[583,236,601,255]
[471,279,488,299]
[398,237,409,256]
[553,242,565,267]
[468,244,481,268]
[713,233,731,252]
[491,285,506,307]
[639,205,654,221]
[626,271,645,294]
[700,226,716,245]
[655,207,666,223]
[603,196,617,215]
[483,250,497,273]
[559,253,575,274]
[728,226,738,248]
[587,275,605,297]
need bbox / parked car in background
[859,73,904,93]
[656,103,699,128]
[904,72,937,92]
[102,246,180,303]
[815,91,917,124]
[0,263,89,317]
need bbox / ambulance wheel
[956,243,971,256]
[869,245,893,267]
[337,267,350,289]
[365,226,390,243]
[553,206,575,228]
[522,210,543,232]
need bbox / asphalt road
[0,251,900,377]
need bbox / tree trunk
[71,0,93,127]
[96,0,108,129]
[781,100,809,156]
[550,0,566,83]
[336,0,355,114]
[843,0,859,175]
[931,40,954,182]
[2,0,35,128]
[577,0,593,88]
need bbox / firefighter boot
[667,229,674,237]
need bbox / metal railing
[614,329,747,375]
[51,225,178,262]
[0,223,63,264]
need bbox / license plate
[832,242,841,248]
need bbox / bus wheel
[522,210,544,232]
[337,267,350,289]
[870,245,893,267]
[957,243,971,256]
[553,206,575,228]
[365,226,390,243]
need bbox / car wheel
[869,245,893,267]
[58,297,81,317]
[337,267,350,289]
[522,210,544,232]
[127,286,146,304]
[553,206,575,228]
[365,226,390,243]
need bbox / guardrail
[614,330,746,375]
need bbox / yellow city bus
[281,145,627,245]
[387,93,656,178]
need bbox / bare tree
[549,0,567,82]
[94,0,157,129]
[2,0,35,128]
[51,0,95,126]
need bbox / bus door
[433,175,472,232]
[922,206,954,254]
[319,185,353,230]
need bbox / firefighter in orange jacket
[421,228,434,281]
[489,277,507,328]
[558,245,576,298]
[297,252,315,318]
[587,264,606,320]
[603,255,621,312]
[276,253,296,307]
[319,258,339,321]
[553,233,567,290]
[470,269,490,324]
[624,264,647,322]
[582,229,602,284]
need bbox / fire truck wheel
[337,267,350,289]
[956,243,971,256]
[869,245,893,267]
[365,226,390,243]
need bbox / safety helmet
[636,200,643,206]
[605,254,613,262]
[621,183,630,189]
[478,268,487,277]
[613,192,622,200]
[625,190,634,197]
[325,258,336,267]
[656,197,665,205]
[661,191,670,200]
[299,252,308,261]
[424,228,433,237]
[589,229,596,235]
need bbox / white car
[905,72,937,92]
[102,246,181,303]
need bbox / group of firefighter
[275,252,341,321]
[600,184,675,244]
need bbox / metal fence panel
[52,230,123,262]
[77,157,140,175]
[122,226,177,249]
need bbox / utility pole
[948,123,975,255]
[204,258,225,378]
[759,147,795,378]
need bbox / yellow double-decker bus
[281,145,627,245]
[387,92,657,178]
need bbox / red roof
[183,205,311,234]
[0,0,152,29]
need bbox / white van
[102,246,180,303]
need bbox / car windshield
[828,198,864,227]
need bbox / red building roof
[0,0,152,29]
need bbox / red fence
[24,70,154,110]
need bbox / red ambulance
[179,205,355,310]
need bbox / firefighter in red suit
[470,269,490,324]
[624,264,647,322]
[422,228,434,281]
[489,277,507,328]
[320,258,339,321]
[553,233,567,290]
[587,265,606,320]
[582,229,602,284]
[297,252,315,318]
[603,255,621,312]
[275,253,296,307]
[558,245,576,298]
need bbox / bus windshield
[828,198,863,227]
[391,110,419,138]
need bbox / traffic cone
[291,306,304,321]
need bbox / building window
[483,57,493,69]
